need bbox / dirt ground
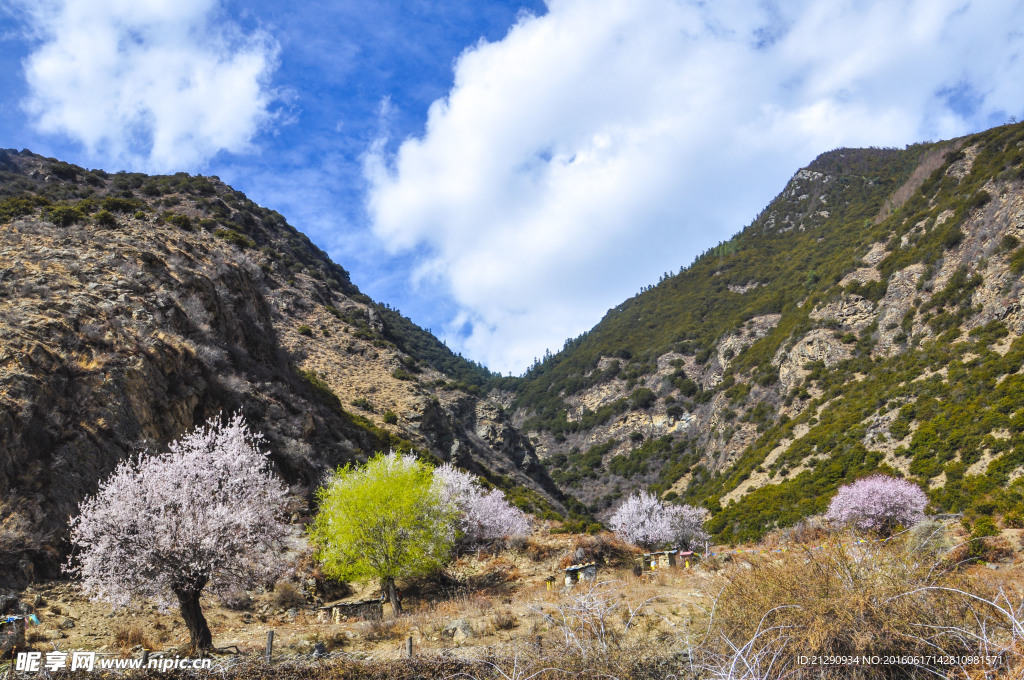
[10,529,710,661]
[9,521,1024,665]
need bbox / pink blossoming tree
[825,474,928,535]
[610,491,709,551]
[433,463,531,546]
[67,414,289,650]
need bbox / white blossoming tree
[67,414,289,650]
[670,503,711,551]
[433,463,531,546]
[610,491,709,551]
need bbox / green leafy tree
[308,452,455,614]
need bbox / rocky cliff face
[0,150,562,585]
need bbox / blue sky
[2,0,1024,374]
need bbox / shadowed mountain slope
[0,150,565,584]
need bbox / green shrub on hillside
[44,203,85,227]
[162,211,192,230]
[214,228,255,248]
[628,387,656,410]
[0,194,50,222]
[93,210,116,227]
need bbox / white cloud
[18,0,279,171]
[365,0,1024,374]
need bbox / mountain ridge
[6,119,1024,581]
[0,149,565,585]
[502,122,1024,541]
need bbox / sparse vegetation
[695,531,1023,678]
[214,227,256,248]
[351,397,374,411]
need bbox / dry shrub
[980,536,1014,563]
[694,534,1023,678]
[906,519,954,553]
[506,535,530,553]
[782,518,831,544]
[558,533,639,570]
[429,591,496,622]
[520,537,556,562]
[153,649,680,680]
[481,579,676,680]
[946,541,975,567]
[467,593,494,613]
[268,580,305,609]
[475,638,683,680]
[491,609,518,631]
[484,555,513,571]
[113,623,153,652]
[24,629,47,645]
[359,616,410,642]
[217,586,253,611]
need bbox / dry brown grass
[24,629,47,646]
[690,532,1024,678]
[556,532,640,570]
[112,622,154,652]
[429,591,496,622]
[358,616,410,642]
[490,609,518,631]
[762,517,831,547]
[518,536,558,562]
[268,580,305,609]
[982,536,1015,563]
[145,645,684,680]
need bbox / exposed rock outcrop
[0,151,563,585]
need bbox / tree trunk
[384,578,403,616]
[174,586,213,651]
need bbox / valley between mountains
[5,120,1024,580]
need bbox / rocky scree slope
[504,122,1024,541]
[0,150,563,585]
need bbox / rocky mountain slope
[504,122,1024,541]
[7,119,1024,577]
[0,150,565,585]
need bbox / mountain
[504,121,1024,542]
[7,119,1024,580]
[0,149,567,585]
